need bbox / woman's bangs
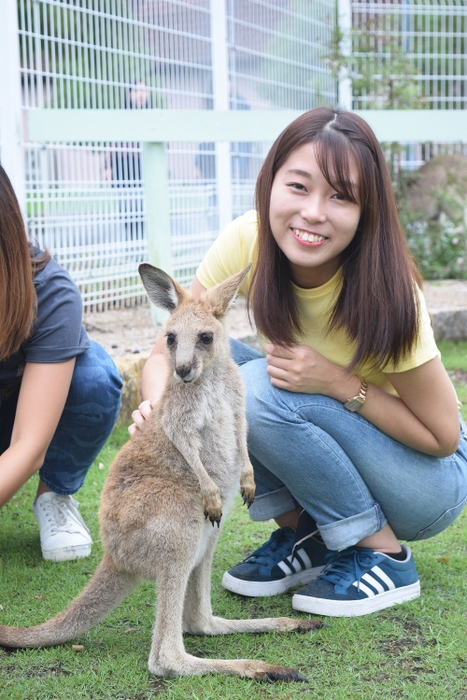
[314,135,360,205]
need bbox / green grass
[1,345,467,699]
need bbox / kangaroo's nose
[176,365,192,380]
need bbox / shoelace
[319,547,377,591]
[39,497,82,534]
[242,528,295,566]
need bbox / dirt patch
[83,279,467,365]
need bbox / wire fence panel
[350,0,467,166]
[17,0,336,308]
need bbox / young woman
[0,165,122,562]
[131,107,467,617]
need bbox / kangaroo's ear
[203,264,252,319]
[139,264,186,311]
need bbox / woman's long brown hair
[0,165,49,362]
[251,107,422,370]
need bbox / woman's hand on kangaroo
[264,343,347,396]
[128,399,154,436]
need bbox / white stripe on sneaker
[295,548,312,569]
[361,573,386,594]
[276,547,313,576]
[277,560,294,575]
[372,565,396,590]
[352,565,397,596]
[352,581,376,598]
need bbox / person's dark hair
[250,106,422,370]
[0,164,50,361]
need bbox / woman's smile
[291,227,329,246]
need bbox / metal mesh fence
[350,0,467,166]
[18,0,335,307]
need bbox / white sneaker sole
[42,543,92,562]
[221,565,325,597]
[292,580,421,617]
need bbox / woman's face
[269,142,361,289]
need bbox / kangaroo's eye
[200,333,213,345]
[166,333,176,346]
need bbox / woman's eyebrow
[285,168,311,178]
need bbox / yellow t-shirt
[196,210,440,396]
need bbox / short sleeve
[24,259,90,364]
[383,287,440,374]
[196,210,258,296]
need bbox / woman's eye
[200,333,213,345]
[331,192,346,201]
[166,333,175,346]
[289,182,306,191]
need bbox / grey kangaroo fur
[0,264,323,681]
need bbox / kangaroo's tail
[0,554,139,648]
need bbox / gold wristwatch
[344,378,368,412]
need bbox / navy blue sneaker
[292,545,420,617]
[221,511,335,597]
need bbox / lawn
[1,342,467,700]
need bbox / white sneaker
[32,492,93,561]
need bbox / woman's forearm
[0,441,46,508]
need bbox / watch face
[345,397,364,412]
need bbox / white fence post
[337,0,353,110]
[210,0,232,232]
[0,0,26,211]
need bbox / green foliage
[326,15,425,110]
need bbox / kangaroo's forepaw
[242,492,254,508]
[204,510,222,527]
[240,474,256,508]
[203,492,222,526]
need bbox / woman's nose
[301,195,327,223]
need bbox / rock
[115,356,148,426]
[430,309,467,342]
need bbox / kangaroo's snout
[175,364,194,382]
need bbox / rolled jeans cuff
[248,487,298,522]
[319,502,387,551]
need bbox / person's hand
[263,343,344,395]
[128,399,154,436]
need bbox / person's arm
[264,343,460,457]
[0,359,76,508]
[129,277,207,435]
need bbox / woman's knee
[67,341,122,421]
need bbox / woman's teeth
[293,228,326,243]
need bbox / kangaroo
[0,264,323,681]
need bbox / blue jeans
[231,339,467,551]
[0,341,122,496]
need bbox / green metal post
[141,141,172,325]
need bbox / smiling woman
[134,107,467,620]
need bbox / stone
[430,309,467,342]
[115,356,147,426]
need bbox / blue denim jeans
[231,339,467,551]
[0,340,122,496]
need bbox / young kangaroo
[0,264,323,681]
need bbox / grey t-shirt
[0,253,90,383]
